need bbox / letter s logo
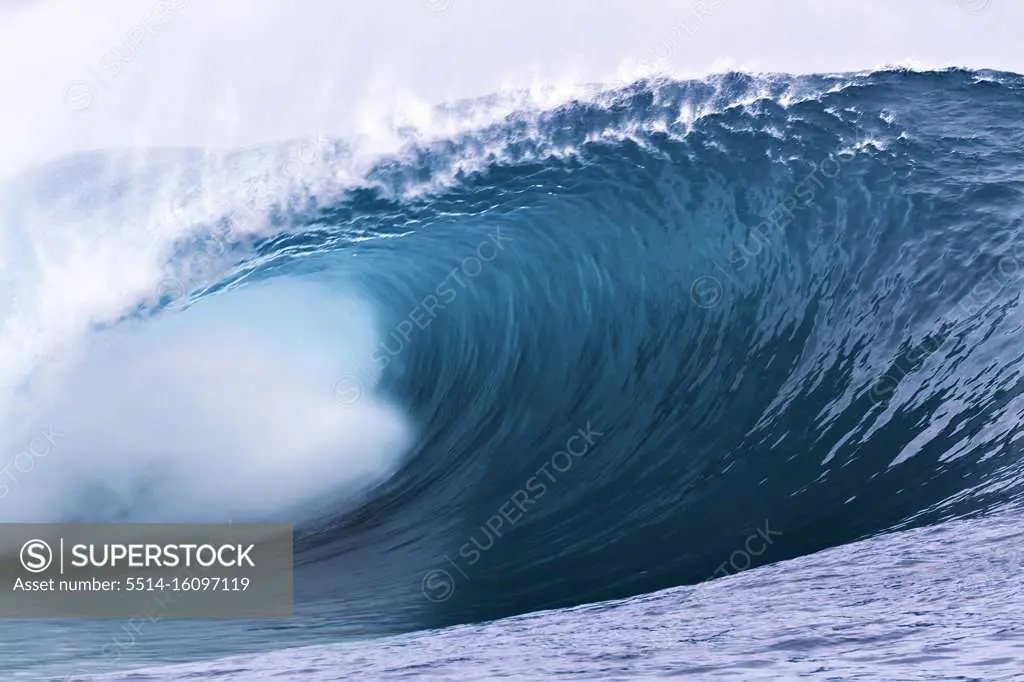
[21,539,53,573]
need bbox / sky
[0,0,1021,175]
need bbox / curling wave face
[2,69,1024,641]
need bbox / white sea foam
[0,145,416,523]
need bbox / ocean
[2,68,1024,680]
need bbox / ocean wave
[2,68,1024,635]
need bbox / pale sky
[0,0,1021,175]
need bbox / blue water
[3,68,1024,680]
[31,515,1024,680]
